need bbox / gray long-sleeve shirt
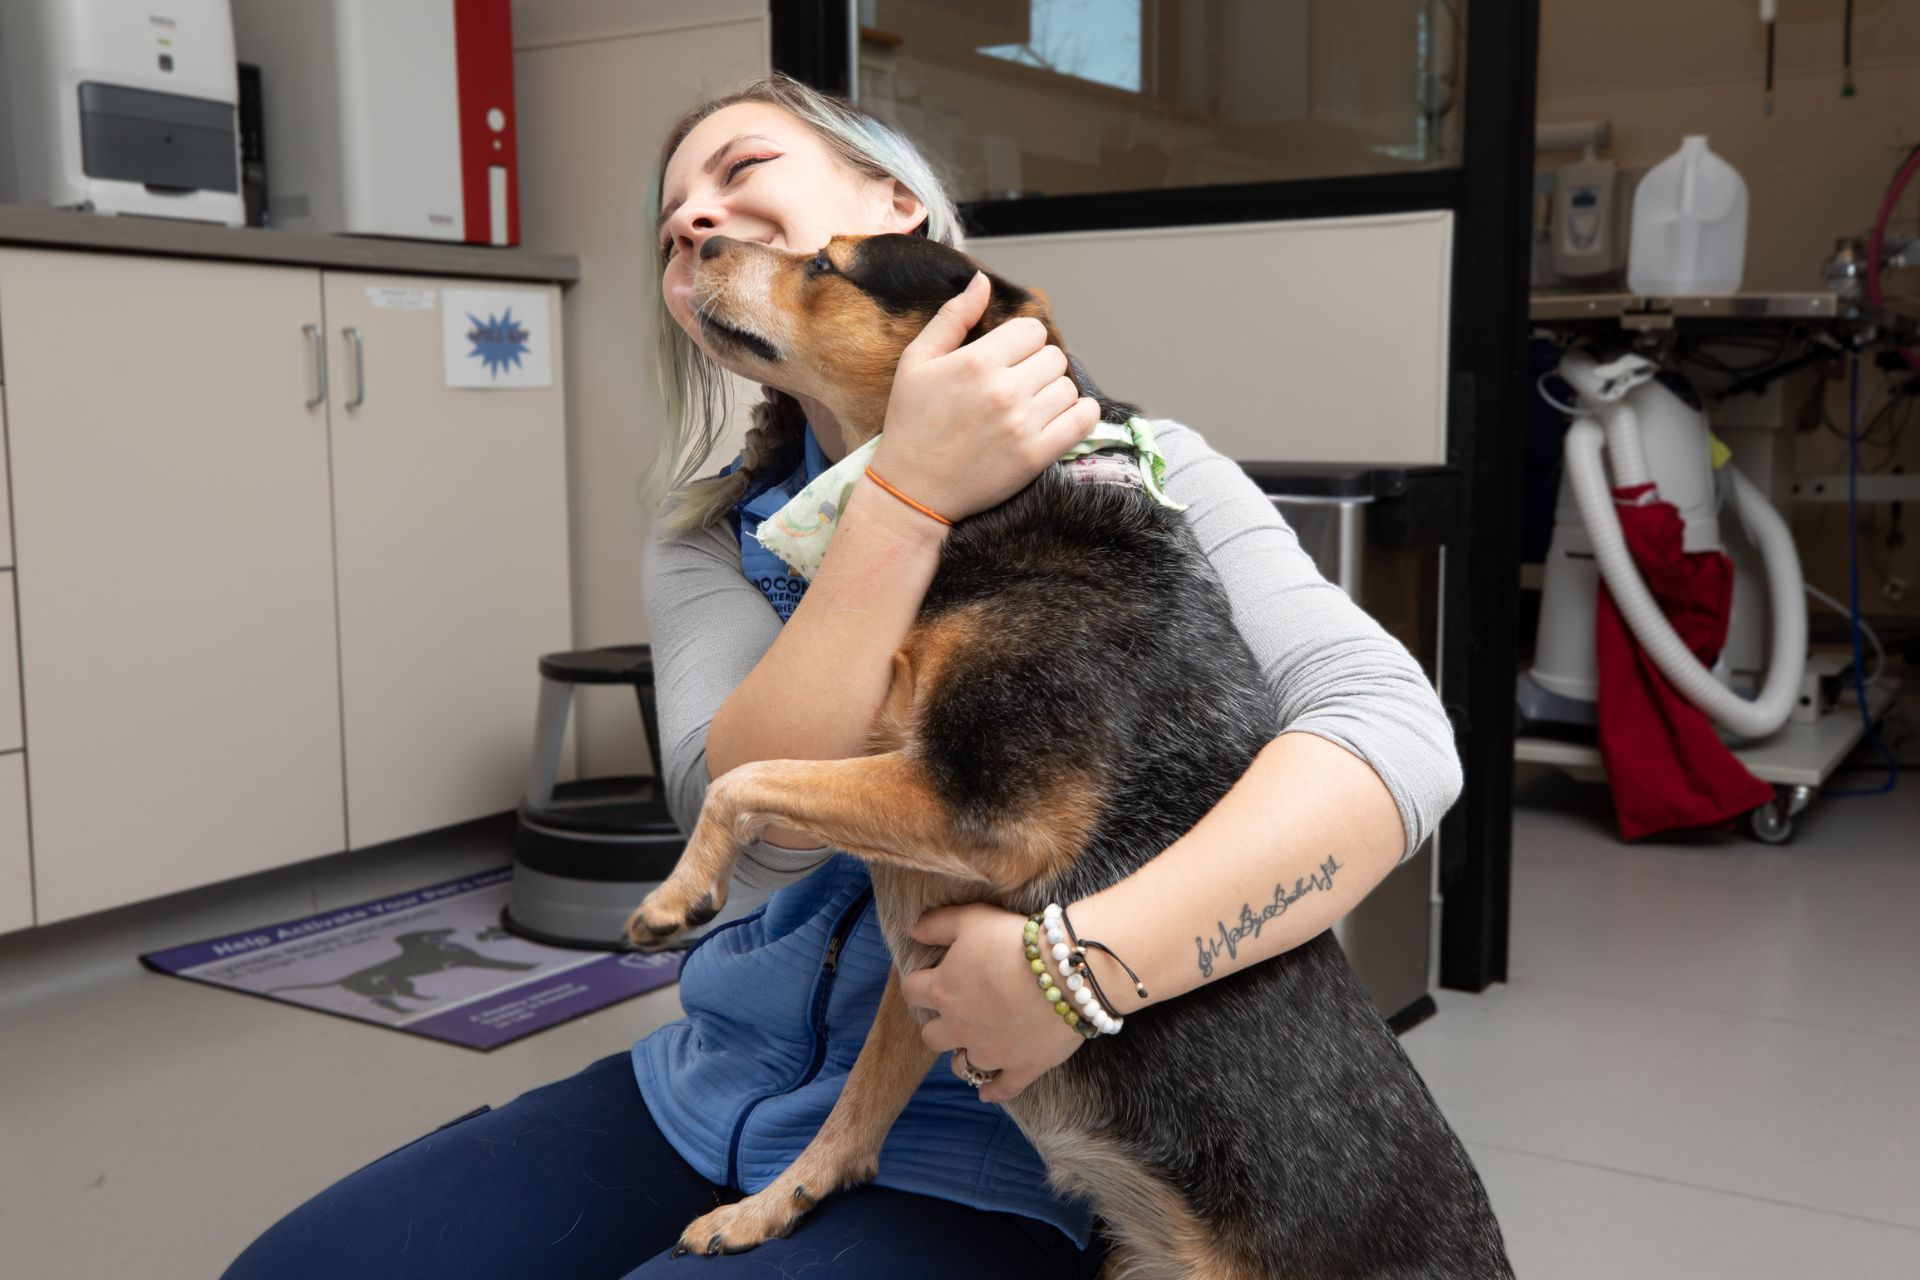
[640,419,1462,890]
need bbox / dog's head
[686,232,1131,446]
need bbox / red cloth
[1594,483,1774,840]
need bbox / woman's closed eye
[724,153,775,183]
[661,154,779,262]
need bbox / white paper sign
[442,288,553,389]
[367,285,436,310]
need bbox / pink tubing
[1866,143,1920,369]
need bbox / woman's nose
[667,204,724,258]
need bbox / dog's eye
[808,249,834,276]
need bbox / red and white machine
[230,0,517,244]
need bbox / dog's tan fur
[1016,1104,1255,1280]
[690,234,1063,452]
[636,234,1257,1275]
[669,968,935,1252]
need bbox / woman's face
[657,101,925,352]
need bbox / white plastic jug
[1627,135,1748,296]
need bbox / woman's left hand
[900,903,1086,1104]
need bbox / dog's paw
[623,878,726,951]
[668,1181,830,1258]
[668,1201,781,1259]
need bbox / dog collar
[752,415,1186,581]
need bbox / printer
[230,0,519,245]
[0,0,245,226]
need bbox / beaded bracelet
[1024,913,1099,1039]
[1055,901,1149,1012]
[1025,902,1147,1038]
[1046,903,1128,1035]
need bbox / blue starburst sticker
[464,308,530,379]
[442,289,551,389]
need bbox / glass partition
[856,0,1467,204]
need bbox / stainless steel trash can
[1241,463,1458,1030]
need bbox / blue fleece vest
[721,424,830,621]
[632,427,1094,1246]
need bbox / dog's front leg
[670,968,936,1256]
[623,759,781,949]
[625,752,1000,949]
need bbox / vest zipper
[723,886,874,1189]
[677,901,767,967]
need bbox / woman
[224,73,1460,1279]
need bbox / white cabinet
[324,273,573,848]
[0,571,24,751]
[0,249,572,928]
[0,388,25,935]
[0,251,348,923]
[0,387,13,565]
[0,753,28,936]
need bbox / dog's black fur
[673,231,1513,1275]
[875,239,1512,1277]
[920,463,1511,1277]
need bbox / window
[856,0,1467,204]
[978,0,1143,93]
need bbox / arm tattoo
[1193,857,1343,978]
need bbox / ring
[954,1048,999,1089]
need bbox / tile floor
[3,752,1917,1277]
[1403,760,1920,1277]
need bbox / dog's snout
[699,235,733,262]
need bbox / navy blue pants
[222,1051,1108,1279]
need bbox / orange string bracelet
[863,466,955,527]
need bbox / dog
[628,231,1512,1278]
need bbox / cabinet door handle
[303,323,328,409]
[343,327,366,411]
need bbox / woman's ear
[881,178,927,235]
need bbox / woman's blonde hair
[645,72,964,534]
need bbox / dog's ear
[962,271,1052,346]
[966,275,1140,424]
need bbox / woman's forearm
[705,478,949,843]
[1067,731,1408,1016]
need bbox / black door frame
[771,0,1540,991]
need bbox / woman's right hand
[868,271,1102,523]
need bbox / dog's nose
[699,235,734,262]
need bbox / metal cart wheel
[1744,801,1795,845]
[1742,784,1814,846]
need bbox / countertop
[0,204,579,283]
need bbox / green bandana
[753,416,1186,580]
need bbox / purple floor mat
[141,866,680,1050]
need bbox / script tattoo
[1194,857,1343,978]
